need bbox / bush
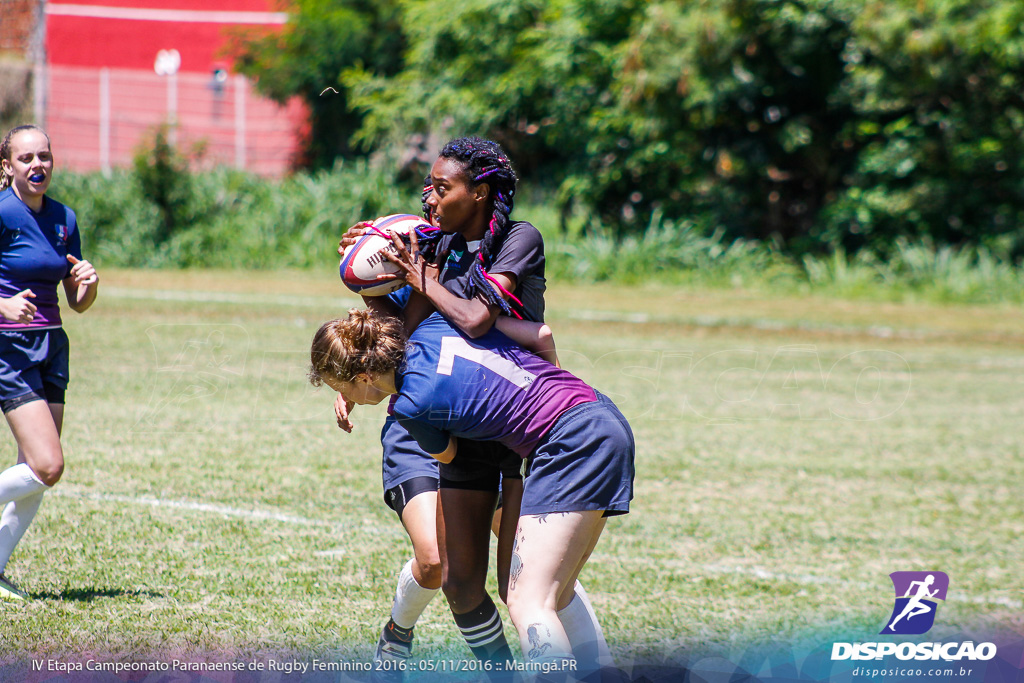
[546,212,800,288]
[53,159,419,269]
[50,159,1024,305]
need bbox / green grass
[0,270,1021,677]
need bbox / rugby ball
[339,214,430,296]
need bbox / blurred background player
[0,125,99,599]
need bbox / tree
[239,0,1024,257]
[228,0,406,169]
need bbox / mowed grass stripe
[53,488,360,530]
[100,284,1024,343]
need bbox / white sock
[0,464,48,507]
[390,558,439,629]
[558,581,614,675]
[0,491,44,573]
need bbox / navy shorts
[439,438,523,491]
[521,393,635,517]
[0,327,70,412]
[381,414,522,513]
[381,415,440,498]
[384,476,439,519]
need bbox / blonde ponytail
[309,309,406,386]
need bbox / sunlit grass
[0,270,1020,675]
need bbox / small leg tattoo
[526,623,553,660]
[509,530,524,591]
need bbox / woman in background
[0,125,99,599]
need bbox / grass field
[0,269,1021,679]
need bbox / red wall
[44,1,306,176]
[46,0,282,72]
[48,17,271,72]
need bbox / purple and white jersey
[0,189,82,330]
[392,313,596,458]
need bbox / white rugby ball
[339,214,430,296]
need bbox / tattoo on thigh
[509,531,524,591]
[536,512,569,524]
[526,623,553,660]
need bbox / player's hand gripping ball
[339,214,430,296]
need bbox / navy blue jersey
[392,314,596,458]
[0,189,82,329]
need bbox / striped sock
[452,594,514,681]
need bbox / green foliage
[228,0,406,168]
[267,0,1024,255]
[801,239,1024,302]
[50,159,1024,303]
[52,169,162,267]
[54,161,418,269]
[345,0,646,216]
[132,126,196,241]
[547,212,799,287]
[786,1,1017,252]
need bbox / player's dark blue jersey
[0,189,82,329]
[392,313,596,458]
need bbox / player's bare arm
[384,229,515,337]
[63,255,98,313]
[430,436,457,464]
[494,317,559,367]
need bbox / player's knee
[415,557,442,588]
[506,588,555,628]
[31,451,64,486]
[505,591,534,628]
[442,574,487,614]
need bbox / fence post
[99,67,111,177]
[234,74,246,170]
[31,0,47,127]
[167,71,178,146]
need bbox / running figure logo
[881,571,949,635]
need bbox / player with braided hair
[420,136,531,320]
[335,137,611,681]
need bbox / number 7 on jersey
[436,336,537,389]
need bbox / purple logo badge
[880,571,949,635]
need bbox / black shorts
[439,439,523,492]
[383,475,439,520]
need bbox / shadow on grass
[31,587,163,602]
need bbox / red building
[40,0,307,175]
